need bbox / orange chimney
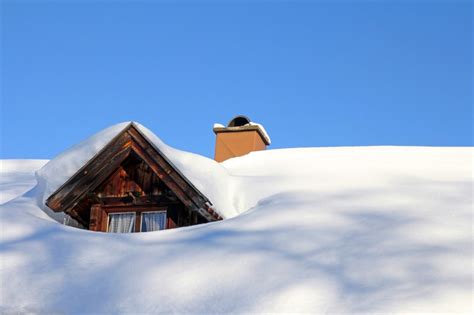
[213,115,271,162]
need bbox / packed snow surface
[0,124,472,314]
[0,160,48,204]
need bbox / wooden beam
[68,207,88,227]
[96,195,172,204]
[46,132,132,212]
[127,127,209,206]
[130,142,192,207]
[130,141,217,221]
[89,204,102,231]
[127,126,219,221]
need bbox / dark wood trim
[127,125,219,220]
[89,204,102,231]
[46,131,133,212]
[99,205,168,232]
[102,205,167,211]
[128,126,213,207]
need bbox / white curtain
[142,212,167,232]
[108,213,135,233]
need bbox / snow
[213,123,225,128]
[248,121,271,144]
[36,122,131,209]
[0,124,472,313]
[0,160,48,204]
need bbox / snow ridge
[0,123,472,314]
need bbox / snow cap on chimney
[213,115,270,162]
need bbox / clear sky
[1,0,472,159]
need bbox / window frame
[106,211,137,233]
[140,210,168,232]
[101,206,168,233]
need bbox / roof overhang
[46,123,222,222]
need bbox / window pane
[108,213,135,233]
[141,212,167,232]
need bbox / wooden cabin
[46,123,221,233]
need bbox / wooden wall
[73,152,206,232]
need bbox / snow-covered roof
[1,145,472,313]
[36,122,236,218]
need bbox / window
[105,209,167,233]
[107,212,136,233]
[141,211,167,232]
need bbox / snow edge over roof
[36,122,236,220]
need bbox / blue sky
[1,0,472,159]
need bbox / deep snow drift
[0,160,47,204]
[0,128,472,313]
